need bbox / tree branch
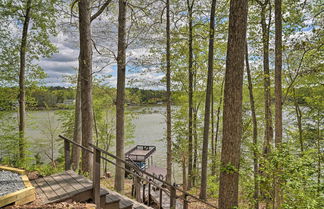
[90,0,113,22]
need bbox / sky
[38,31,164,89]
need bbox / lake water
[20,106,180,180]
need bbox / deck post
[170,185,176,209]
[142,183,146,203]
[183,194,188,209]
[64,139,71,171]
[135,175,142,202]
[159,188,163,209]
[93,147,101,208]
[148,182,151,206]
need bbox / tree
[187,0,195,190]
[77,0,112,175]
[165,0,172,184]
[245,42,259,209]
[18,0,32,163]
[199,0,217,200]
[0,0,59,163]
[78,0,94,174]
[71,68,82,170]
[218,0,248,208]
[274,0,283,207]
[256,0,273,156]
[115,0,127,193]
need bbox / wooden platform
[31,170,107,204]
[32,170,152,209]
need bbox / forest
[0,0,323,209]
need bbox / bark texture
[71,68,82,170]
[18,0,32,163]
[274,0,283,207]
[115,0,127,193]
[259,0,273,156]
[187,0,194,190]
[79,0,94,175]
[246,43,259,209]
[218,0,248,208]
[199,0,217,200]
[166,0,172,184]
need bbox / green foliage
[0,0,61,86]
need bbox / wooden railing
[59,135,217,209]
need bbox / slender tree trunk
[199,0,217,200]
[274,0,283,154]
[193,108,198,186]
[182,156,187,191]
[246,43,259,209]
[293,90,303,153]
[115,0,127,193]
[259,0,273,156]
[18,0,32,163]
[213,78,224,176]
[187,0,194,190]
[72,68,82,171]
[79,0,93,175]
[211,88,215,175]
[166,0,172,185]
[218,0,248,208]
[257,2,273,204]
[316,112,321,195]
[274,0,283,206]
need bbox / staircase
[32,170,152,209]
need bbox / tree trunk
[259,0,273,156]
[199,0,217,200]
[212,79,224,176]
[257,1,273,204]
[71,68,82,171]
[115,0,127,193]
[211,87,215,175]
[79,0,93,175]
[274,0,283,206]
[218,0,248,208]
[187,0,194,190]
[293,90,303,152]
[166,0,172,185]
[246,42,259,209]
[193,108,198,186]
[316,111,321,195]
[18,0,32,163]
[182,156,187,191]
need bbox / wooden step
[105,193,120,209]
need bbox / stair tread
[133,206,148,209]
[105,193,120,203]
[107,193,133,209]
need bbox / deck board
[50,173,78,196]
[44,175,68,201]
[32,170,93,204]
[34,177,57,201]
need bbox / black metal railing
[59,135,217,209]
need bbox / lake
[20,105,181,181]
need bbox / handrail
[59,135,218,209]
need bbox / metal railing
[59,135,217,209]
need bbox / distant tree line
[0,86,166,110]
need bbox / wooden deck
[31,170,152,209]
[31,170,107,204]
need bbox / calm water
[20,106,180,180]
